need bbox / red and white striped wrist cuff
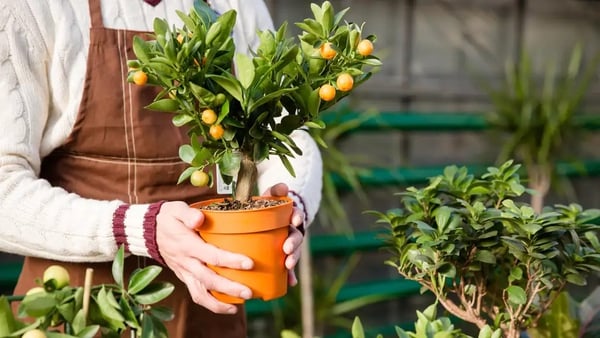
[112,201,166,265]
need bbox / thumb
[161,201,204,229]
[263,183,289,197]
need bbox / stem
[300,231,315,338]
[235,153,257,202]
[528,164,551,214]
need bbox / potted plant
[127,1,381,304]
[485,45,600,213]
[368,160,600,338]
[0,246,174,337]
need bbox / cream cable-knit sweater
[0,0,322,262]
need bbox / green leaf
[20,293,57,317]
[235,53,255,89]
[75,325,100,338]
[133,282,175,305]
[507,285,527,305]
[208,75,243,103]
[351,316,365,338]
[146,99,180,112]
[281,330,302,338]
[172,113,195,127]
[119,296,140,330]
[71,309,87,334]
[112,245,125,288]
[0,296,17,336]
[150,306,175,322]
[96,286,125,324]
[132,36,151,63]
[153,18,169,45]
[247,87,297,114]
[475,250,496,264]
[46,333,80,338]
[190,83,216,106]
[177,166,197,185]
[128,265,163,295]
[219,151,241,177]
[179,144,195,164]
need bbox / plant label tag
[216,164,234,195]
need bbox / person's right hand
[155,201,254,314]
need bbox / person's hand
[262,183,306,286]
[155,201,254,314]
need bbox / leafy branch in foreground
[0,246,174,338]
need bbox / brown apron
[12,0,246,336]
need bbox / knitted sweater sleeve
[0,2,162,263]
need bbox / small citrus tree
[128,1,381,202]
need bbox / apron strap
[88,0,104,29]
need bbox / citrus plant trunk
[235,154,258,202]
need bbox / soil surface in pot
[199,198,285,211]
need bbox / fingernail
[240,289,252,299]
[227,306,237,314]
[241,260,253,270]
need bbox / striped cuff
[112,201,167,265]
[289,190,308,233]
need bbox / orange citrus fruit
[201,109,218,124]
[319,42,337,60]
[209,124,225,139]
[190,170,210,187]
[132,70,148,86]
[319,84,336,101]
[357,39,374,56]
[336,73,354,92]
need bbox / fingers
[155,201,256,313]
[283,226,304,271]
[180,269,245,314]
[157,201,204,230]
[290,207,304,227]
[199,242,254,270]
[288,269,298,287]
[263,182,289,197]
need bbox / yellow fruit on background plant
[209,124,224,140]
[357,39,374,56]
[190,170,210,187]
[25,287,46,296]
[43,265,70,289]
[201,109,218,125]
[319,42,337,60]
[132,70,148,86]
[22,329,47,338]
[336,73,354,92]
[319,84,336,102]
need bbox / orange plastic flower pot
[190,196,293,304]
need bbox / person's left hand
[262,183,305,286]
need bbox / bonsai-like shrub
[128,1,381,203]
[368,160,600,338]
